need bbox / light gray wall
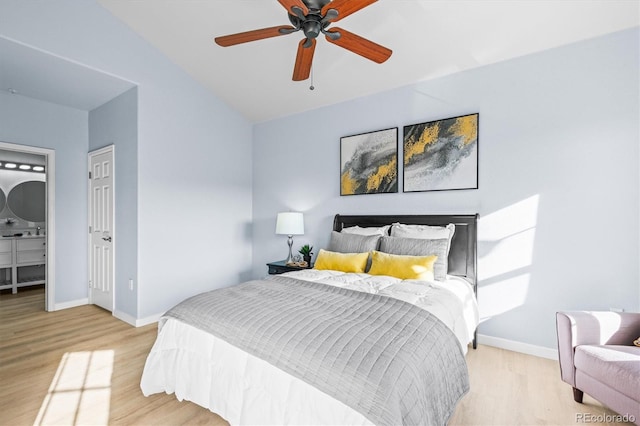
[0,92,89,303]
[253,28,640,349]
[89,87,138,317]
[1,0,253,319]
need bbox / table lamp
[275,212,304,264]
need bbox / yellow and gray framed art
[340,127,398,196]
[403,113,478,192]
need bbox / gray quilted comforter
[163,275,469,425]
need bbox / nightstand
[267,260,313,275]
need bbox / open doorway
[0,142,55,311]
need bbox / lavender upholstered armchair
[556,311,640,424]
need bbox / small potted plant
[298,244,313,266]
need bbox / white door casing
[89,146,115,312]
[0,141,55,311]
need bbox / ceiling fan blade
[325,27,391,63]
[292,38,316,81]
[321,0,377,23]
[215,26,296,47]
[277,0,309,17]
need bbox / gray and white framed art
[403,113,478,192]
[340,127,398,196]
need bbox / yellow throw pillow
[313,249,369,273]
[368,250,437,281]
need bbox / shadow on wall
[477,195,540,324]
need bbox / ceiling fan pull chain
[309,66,315,90]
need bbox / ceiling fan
[214,0,392,81]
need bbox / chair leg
[573,387,584,403]
[472,329,478,349]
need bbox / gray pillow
[328,231,380,253]
[379,236,450,281]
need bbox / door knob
[102,236,112,242]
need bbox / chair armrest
[556,311,640,386]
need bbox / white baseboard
[113,310,161,327]
[113,311,162,327]
[54,298,88,311]
[51,301,159,328]
[134,313,162,327]
[478,334,558,360]
[113,309,137,326]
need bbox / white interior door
[89,146,114,312]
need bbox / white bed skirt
[141,317,373,425]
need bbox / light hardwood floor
[1,287,629,425]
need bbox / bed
[141,214,479,425]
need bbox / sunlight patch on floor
[34,350,114,425]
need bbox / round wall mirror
[0,188,6,213]
[7,181,46,222]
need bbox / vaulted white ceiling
[0,36,135,111]
[96,0,638,123]
[2,1,637,121]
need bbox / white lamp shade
[275,212,304,235]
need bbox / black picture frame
[403,113,479,192]
[340,127,398,196]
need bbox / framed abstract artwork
[340,127,398,196]
[403,113,478,192]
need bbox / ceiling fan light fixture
[303,20,322,39]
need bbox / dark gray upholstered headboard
[333,214,478,288]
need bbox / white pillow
[390,223,455,240]
[341,225,390,236]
